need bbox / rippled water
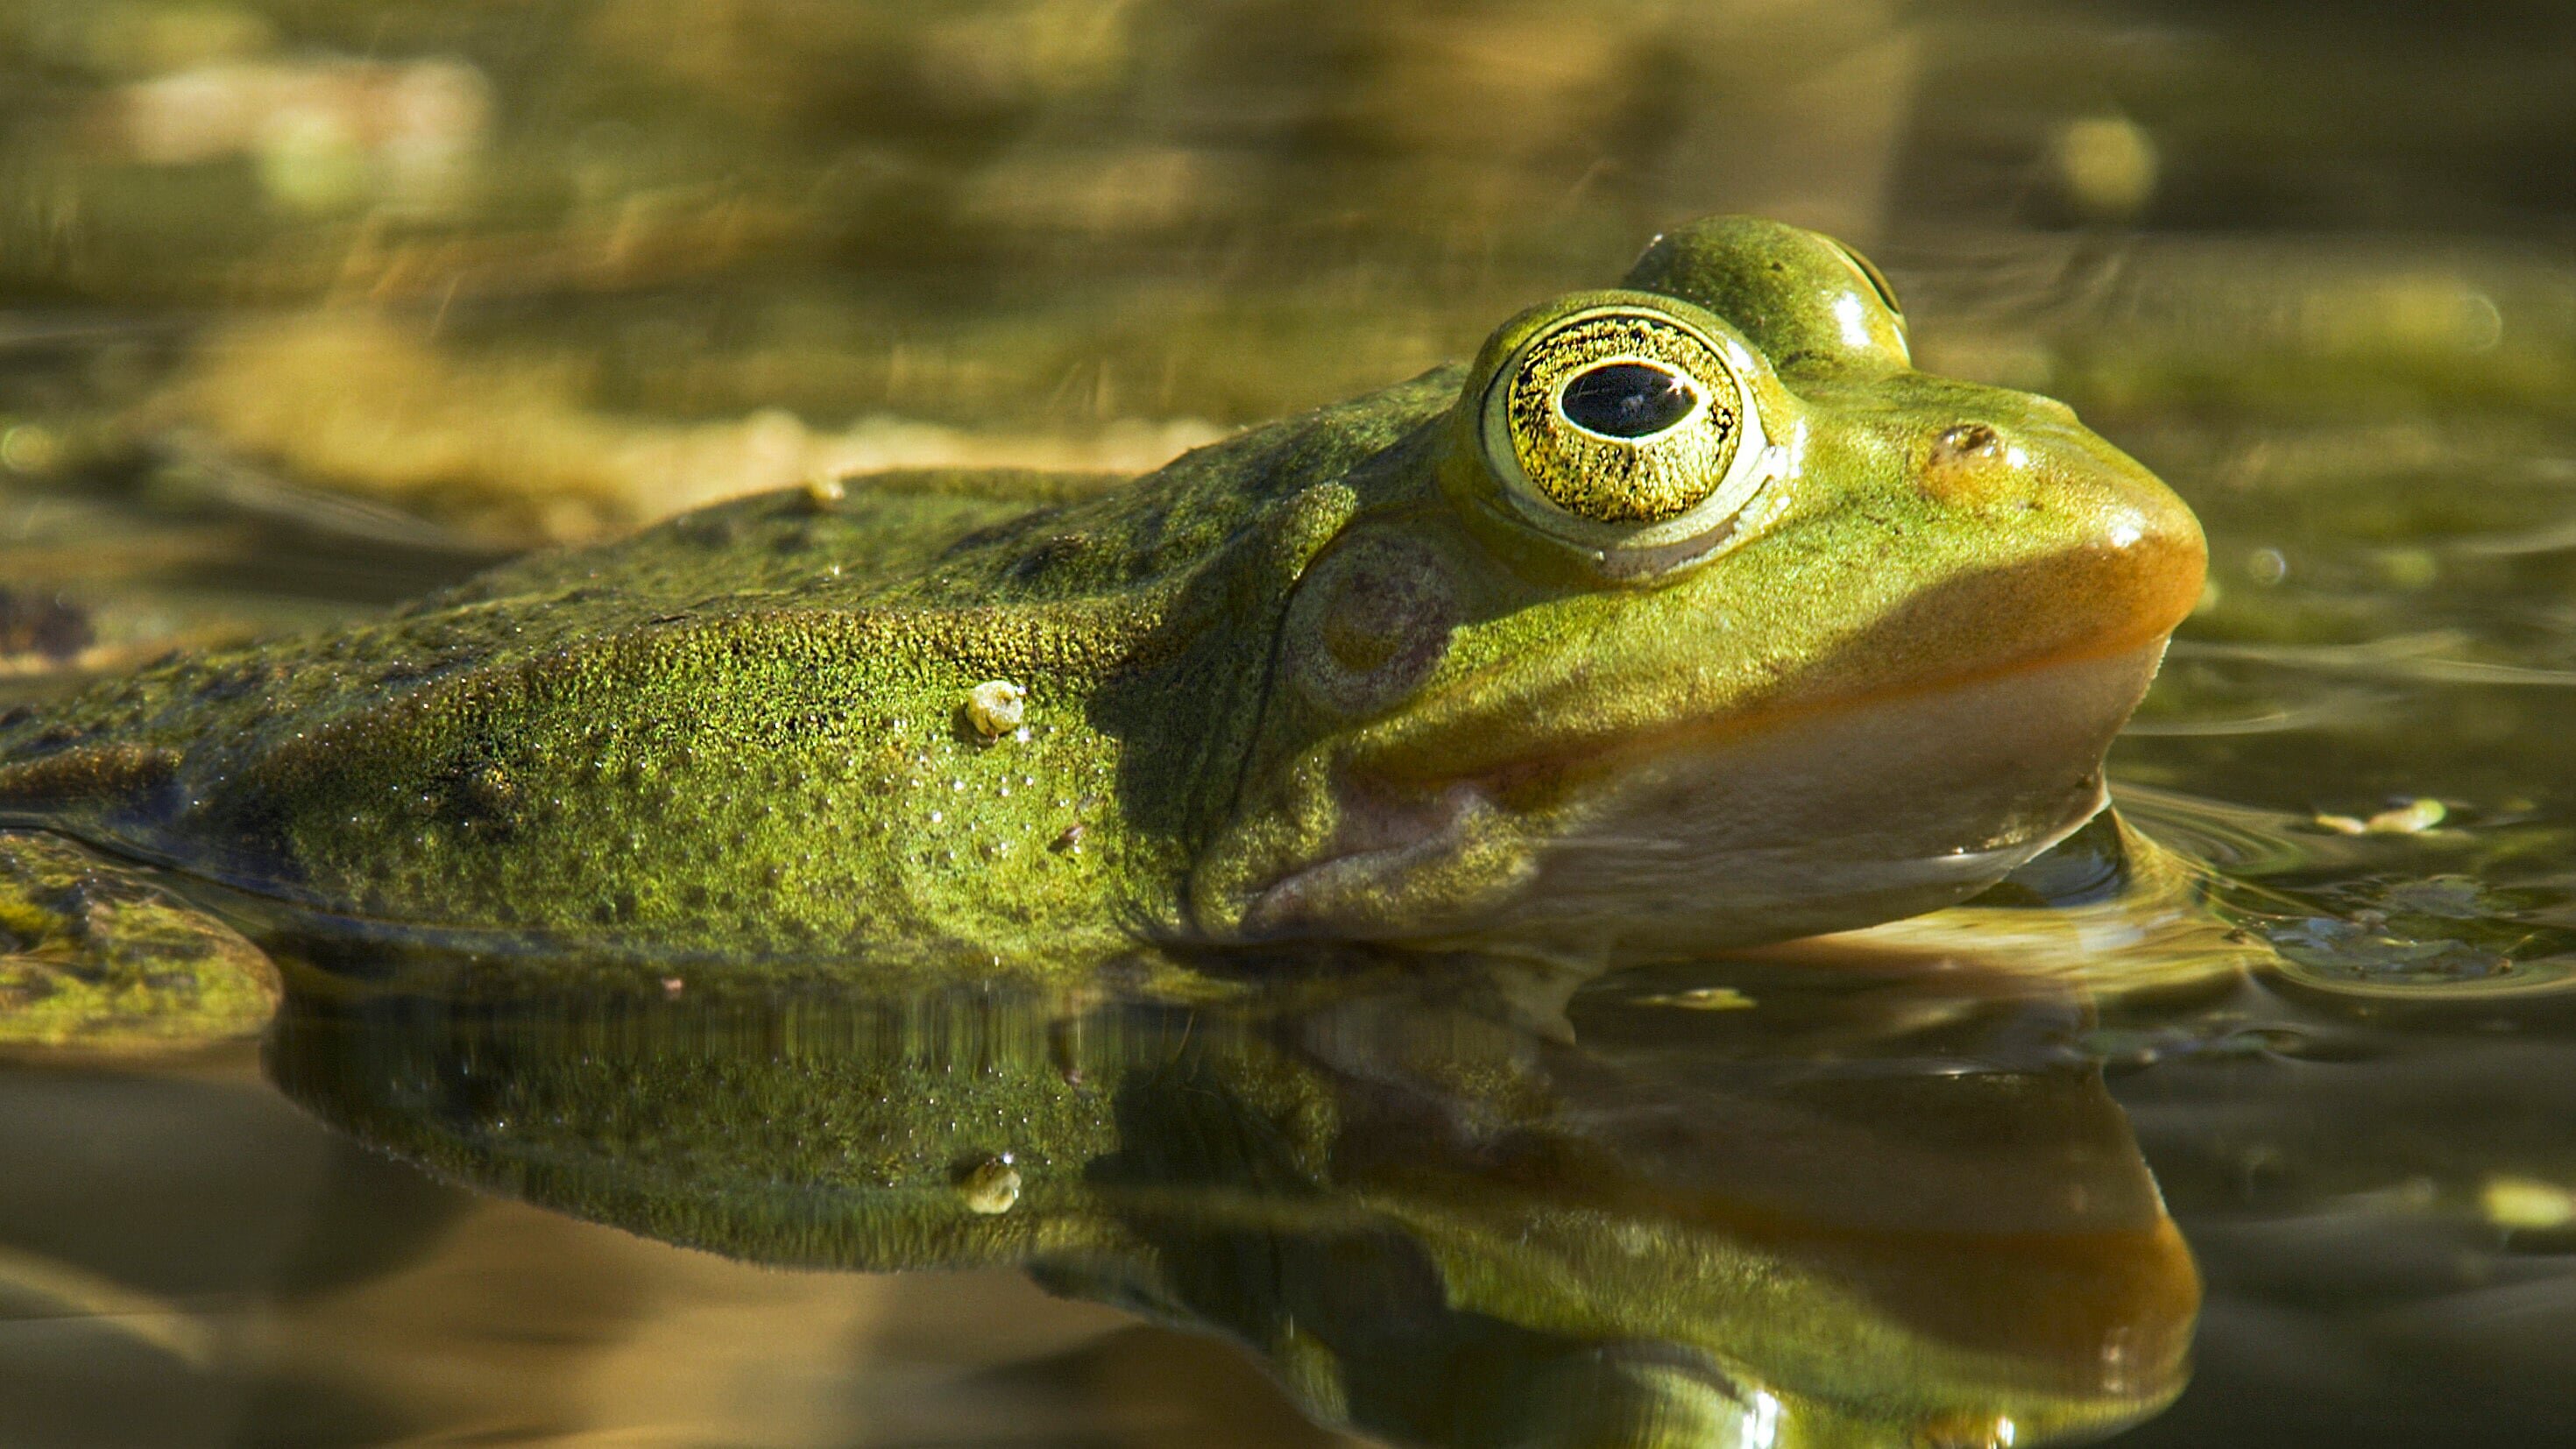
[5,2,2576,1445]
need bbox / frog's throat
[1198,639,2166,958]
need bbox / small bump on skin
[964,680,1027,739]
[1935,423,1999,461]
[1918,421,2012,504]
[955,1155,1023,1214]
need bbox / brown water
[4,2,2576,1445]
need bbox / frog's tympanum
[269,955,2200,1449]
[0,217,2205,1043]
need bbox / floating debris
[2315,797,2446,835]
[2480,1174,2576,1232]
[2368,798,2448,833]
[1634,986,1755,1011]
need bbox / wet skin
[0,216,2205,1043]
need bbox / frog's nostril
[1933,423,1999,463]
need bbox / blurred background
[4,0,2570,543]
[5,3,2576,1446]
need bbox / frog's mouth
[1215,636,2170,960]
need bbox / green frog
[0,216,2206,1047]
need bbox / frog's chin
[1240,639,2168,961]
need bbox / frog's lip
[1237,637,2169,952]
[1471,621,2182,809]
[1483,640,2172,947]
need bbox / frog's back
[0,469,1132,954]
[0,371,1454,963]
[0,468,1109,796]
[429,469,1129,616]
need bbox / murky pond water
[4,2,2574,1445]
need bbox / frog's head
[1193,216,2204,960]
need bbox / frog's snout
[1915,407,2207,670]
[2064,437,2207,664]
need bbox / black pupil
[1559,363,1695,438]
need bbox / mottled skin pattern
[0,427,1396,970]
[0,216,2205,1039]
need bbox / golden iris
[1499,312,1743,525]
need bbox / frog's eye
[1479,307,1774,548]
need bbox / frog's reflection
[266,951,2197,1449]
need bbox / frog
[0,215,2206,1048]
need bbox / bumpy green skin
[0,216,2203,989]
[0,445,1392,965]
[269,960,2196,1448]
